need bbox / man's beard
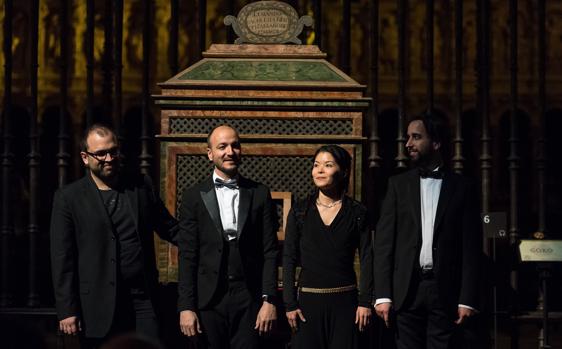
[91,162,120,181]
[216,158,240,176]
[217,164,238,177]
[409,150,433,168]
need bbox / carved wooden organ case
[153,43,370,282]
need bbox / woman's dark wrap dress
[283,195,373,349]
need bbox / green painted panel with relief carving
[179,61,346,82]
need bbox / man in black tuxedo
[373,113,482,348]
[50,124,178,347]
[178,125,278,348]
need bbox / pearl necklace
[316,199,342,208]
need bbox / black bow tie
[214,178,238,190]
[419,168,444,179]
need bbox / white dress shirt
[213,172,239,240]
[419,174,442,269]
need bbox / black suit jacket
[50,174,179,338]
[177,175,278,312]
[373,169,482,315]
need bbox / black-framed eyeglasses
[84,148,121,161]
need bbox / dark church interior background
[1,0,561,348]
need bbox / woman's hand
[286,309,306,332]
[355,306,372,331]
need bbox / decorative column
[226,0,234,44]
[313,0,322,49]
[1,0,14,307]
[368,0,381,171]
[86,0,95,127]
[102,0,114,119]
[198,0,207,59]
[396,0,408,169]
[140,0,153,176]
[508,0,520,293]
[452,0,464,174]
[57,0,70,187]
[27,0,41,307]
[536,1,549,348]
[114,0,123,135]
[477,0,491,221]
[341,0,351,75]
[170,0,179,73]
[425,0,434,113]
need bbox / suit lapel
[237,177,252,237]
[434,172,454,237]
[407,170,422,234]
[200,177,223,237]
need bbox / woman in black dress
[283,144,373,349]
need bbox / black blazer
[50,174,179,338]
[177,175,278,312]
[373,169,482,315]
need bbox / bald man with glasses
[50,124,179,348]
